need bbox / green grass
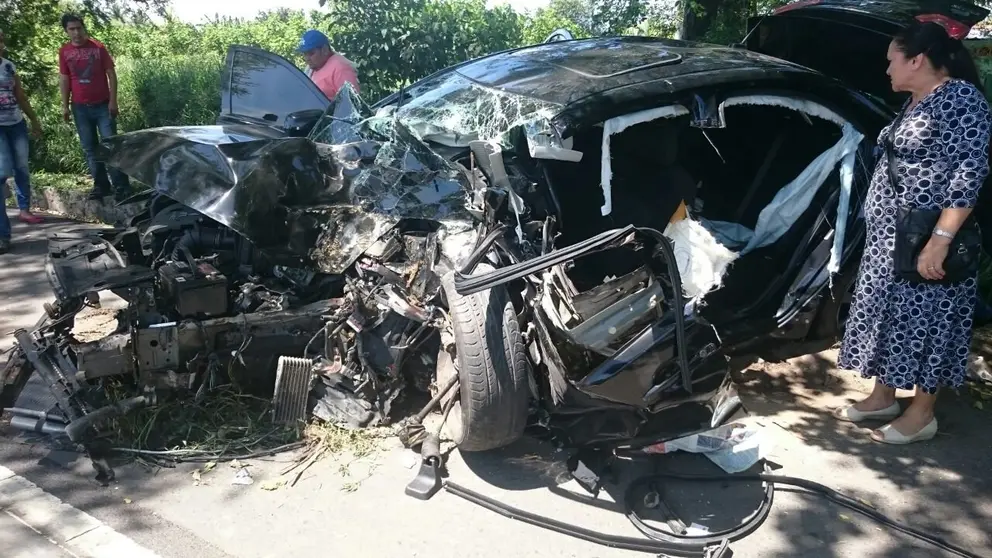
[27,55,223,175]
[32,171,93,192]
[4,172,93,209]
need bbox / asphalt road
[2,209,991,558]
[0,512,75,558]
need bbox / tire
[438,265,530,452]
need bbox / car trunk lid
[745,0,990,108]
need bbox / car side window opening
[542,95,867,320]
[227,48,328,125]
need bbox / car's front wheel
[437,265,530,452]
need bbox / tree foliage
[7,0,992,175]
[0,0,169,91]
[328,0,523,100]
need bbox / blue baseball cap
[297,30,329,53]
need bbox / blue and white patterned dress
[838,79,992,393]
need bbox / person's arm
[103,46,118,116]
[59,49,71,121]
[12,73,41,137]
[339,62,359,95]
[917,85,992,281]
[107,66,118,114]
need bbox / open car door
[218,45,331,135]
[746,0,990,109]
[747,0,992,284]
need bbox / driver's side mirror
[284,109,325,137]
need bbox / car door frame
[217,45,331,134]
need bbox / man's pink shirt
[310,54,360,99]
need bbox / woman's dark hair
[893,21,985,94]
[61,13,85,31]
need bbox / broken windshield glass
[367,72,563,147]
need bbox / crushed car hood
[99,91,480,273]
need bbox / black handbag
[885,106,983,285]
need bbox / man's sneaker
[0,238,10,254]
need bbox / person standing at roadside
[296,30,360,100]
[58,13,130,201]
[834,22,992,444]
[0,29,44,254]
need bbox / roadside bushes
[28,55,223,174]
[117,55,223,131]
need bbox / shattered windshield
[313,72,562,148]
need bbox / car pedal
[405,433,443,500]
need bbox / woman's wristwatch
[933,227,955,240]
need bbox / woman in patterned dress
[835,21,992,444]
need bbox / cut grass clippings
[103,381,390,490]
[276,421,392,491]
[106,383,303,461]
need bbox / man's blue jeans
[72,102,130,195]
[0,119,32,240]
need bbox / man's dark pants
[72,101,130,199]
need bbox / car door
[218,45,331,134]
[745,0,989,110]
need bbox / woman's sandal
[832,401,901,423]
[870,418,938,445]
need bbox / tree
[523,3,588,44]
[589,0,649,35]
[328,0,524,101]
[0,0,169,92]
[678,0,795,43]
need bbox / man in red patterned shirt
[58,13,130,201]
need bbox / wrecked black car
[3,0,988,455]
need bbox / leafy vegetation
[5,0,815,174]
[5,0,992,175]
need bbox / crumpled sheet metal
[309,82,374,146]
[101,87,479,274]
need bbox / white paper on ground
[641,421,772,474]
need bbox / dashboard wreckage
[11,0,988,470]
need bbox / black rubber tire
[439,265,530,452]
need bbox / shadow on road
[0,210,108,352]
[732,349,992,558]
[2,210,990,558]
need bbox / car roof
[446,36,815,107]
[772,0,989,30]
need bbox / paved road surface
[2,209,991,558]
[0,511,76,558]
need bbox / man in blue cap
[297,30,360,100]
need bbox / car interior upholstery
[542,98,859,324]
